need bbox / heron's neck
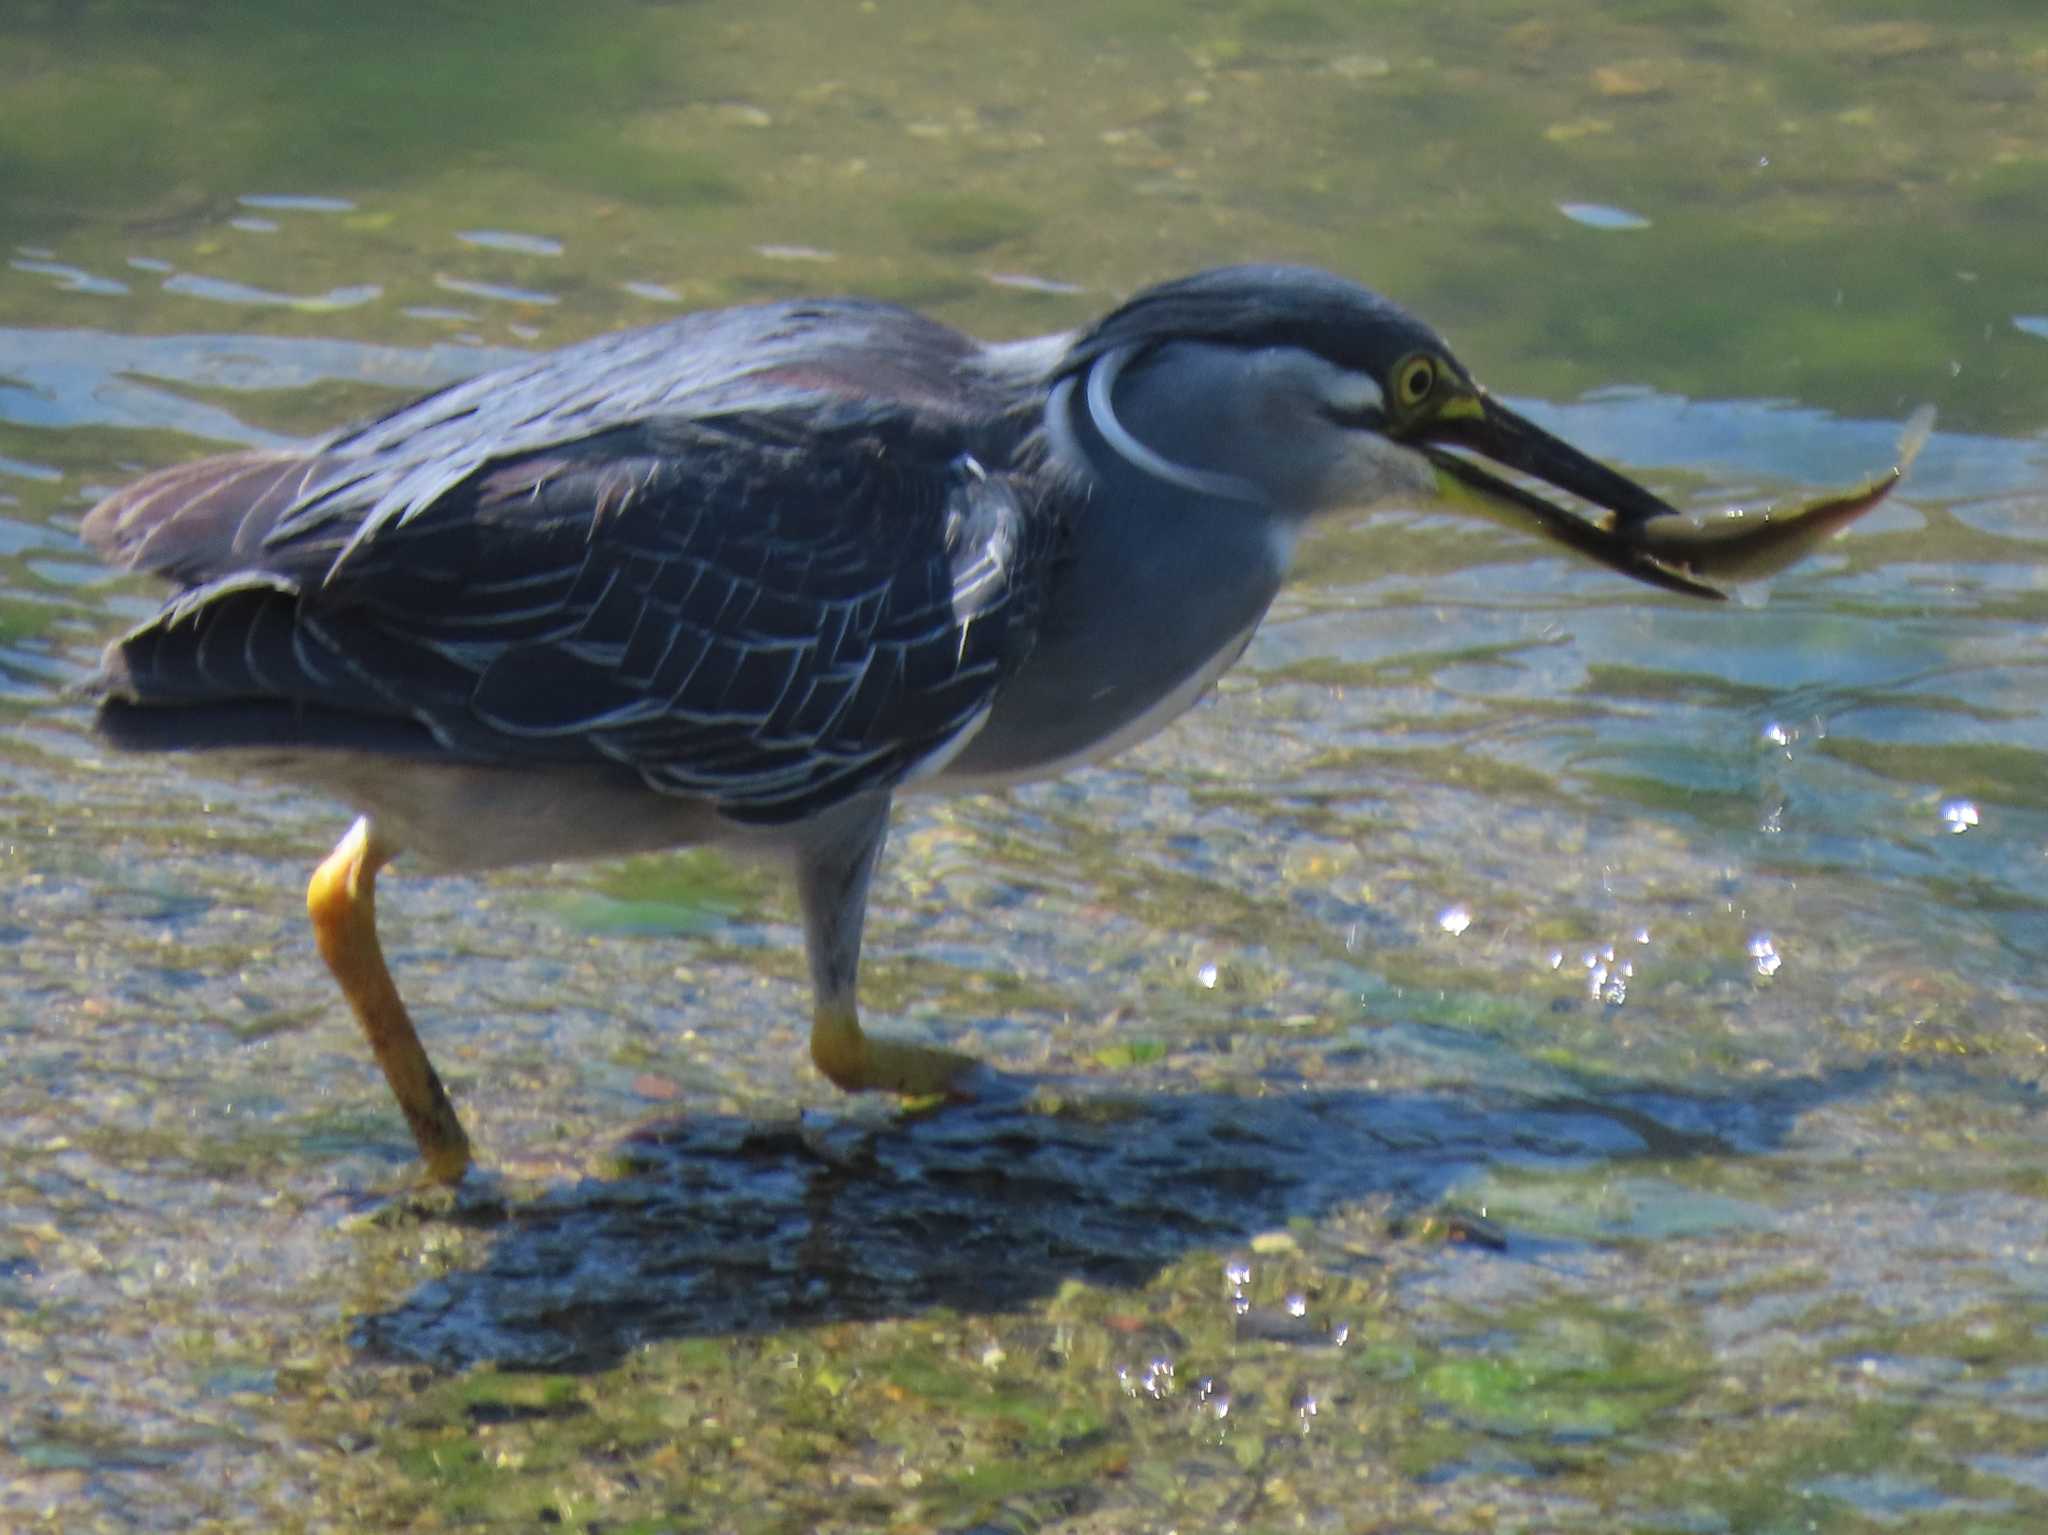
[934,391,1293,790]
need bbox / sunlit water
[5,2,2048,1530]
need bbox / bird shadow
[350,1057,1997,1373]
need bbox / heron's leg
[796,797,978,1098]
[306,816,472,1183]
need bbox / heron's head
[1049,264,1715,596]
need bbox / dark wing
[88,404,1054,824]
[84,295,1011,581]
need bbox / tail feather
[94,696,448,758]
[81,450,343,584]
[95,575,347,702]
[81,445,434,755]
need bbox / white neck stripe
[1082,344,1264,505]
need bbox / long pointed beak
[1418,395,1723,600]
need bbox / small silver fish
[1628,405,1932,586]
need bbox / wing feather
[89,399,1056,824]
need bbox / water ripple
[236,193,355,213]
[159,273,382,311]
[10,258,129,297]
[433,274,561,306]
[456,229,564,257]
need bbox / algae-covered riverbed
[5,2,2048,1529]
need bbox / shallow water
[5,2,2048,1530]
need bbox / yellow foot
[810,1006,982,1099]
[413,1128,474,1187]
[308,817,473,1185]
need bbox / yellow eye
[1395,355,1438,409]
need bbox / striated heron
[83,264,1834,1183]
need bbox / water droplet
[1224,1259,1251,1287]
[1940,799,1980,834]
[1196,961,1219,989]
[1548,950,1565,970]
[1209,1392,1231,1419]
[1285,1292,1307,1317]
[1761,720,1792,748]
[1634,927,1651,945]
[1437,903,1472,936]
[1748,933,1782,978]
[1330,1322,1350,1346]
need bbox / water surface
[4,2,2048,1530]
